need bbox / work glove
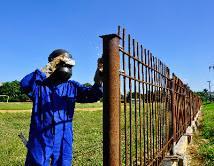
[94,57,103,85]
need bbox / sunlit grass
[199,103,214,165]
[0,109,103,165]
[0,102,102,110]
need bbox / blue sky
[0,0,213,91]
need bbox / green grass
[199,103,214,165]
[0,102,102,110]
[73,110,102,165]
[75,102,102,109]
[0,110,102,165]
[0,101,177,165]
[0,102,32,110]
[0,112,30,165]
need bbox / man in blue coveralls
[20,49,103,166]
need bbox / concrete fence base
[161,110,201,166]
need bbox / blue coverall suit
[20,69,103,166]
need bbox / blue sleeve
[71,81,103,103]
[20,69,46,98]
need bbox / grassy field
[0,102,102,165]
[1,102,212,165]
[0,102,32,110]
[0,102,102,110]
[198,103,214,165]
[0,102,169,165]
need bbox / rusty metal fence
[172,74,202,143]
[101,27,202,166]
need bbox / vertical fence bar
[145,49,149,163]
[160,61,163,155]
[154,57,158,164]
[133,39,138,164]
[141,46,146,166]
[137,42,143,165]
[127,34,133,165]
[118,26,122,166]
[101,34,121,166]
[122,28,129,166]
[151,54,155,161]
[171,74,176,154]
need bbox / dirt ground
[186,133,207,165]
[186,112,207,166]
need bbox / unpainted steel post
[100,34,121,166]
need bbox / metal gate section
[101,26,202,166]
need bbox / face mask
[49,65,72,84]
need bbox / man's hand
[94,57,103,85]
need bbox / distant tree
[126,92,144,102]
[83,82,92,87]
[0,80,29,102]
[203,89,209,103]
[203,89,208,94]
[194,89,209,103]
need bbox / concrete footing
[161,110,201,166]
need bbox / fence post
[184,86,186,129]
[171,74,177,154]
[100,34,121,166]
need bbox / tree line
[195,89,214,103]
[0,80,212,103]
[0,81,93,102]
[123,89,213,103]
[0,81,29,102]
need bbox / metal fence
[172,74,202,143]
[101,26,202,166]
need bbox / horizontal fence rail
[101,26,202,166]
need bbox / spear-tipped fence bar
[101,27,202,166]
